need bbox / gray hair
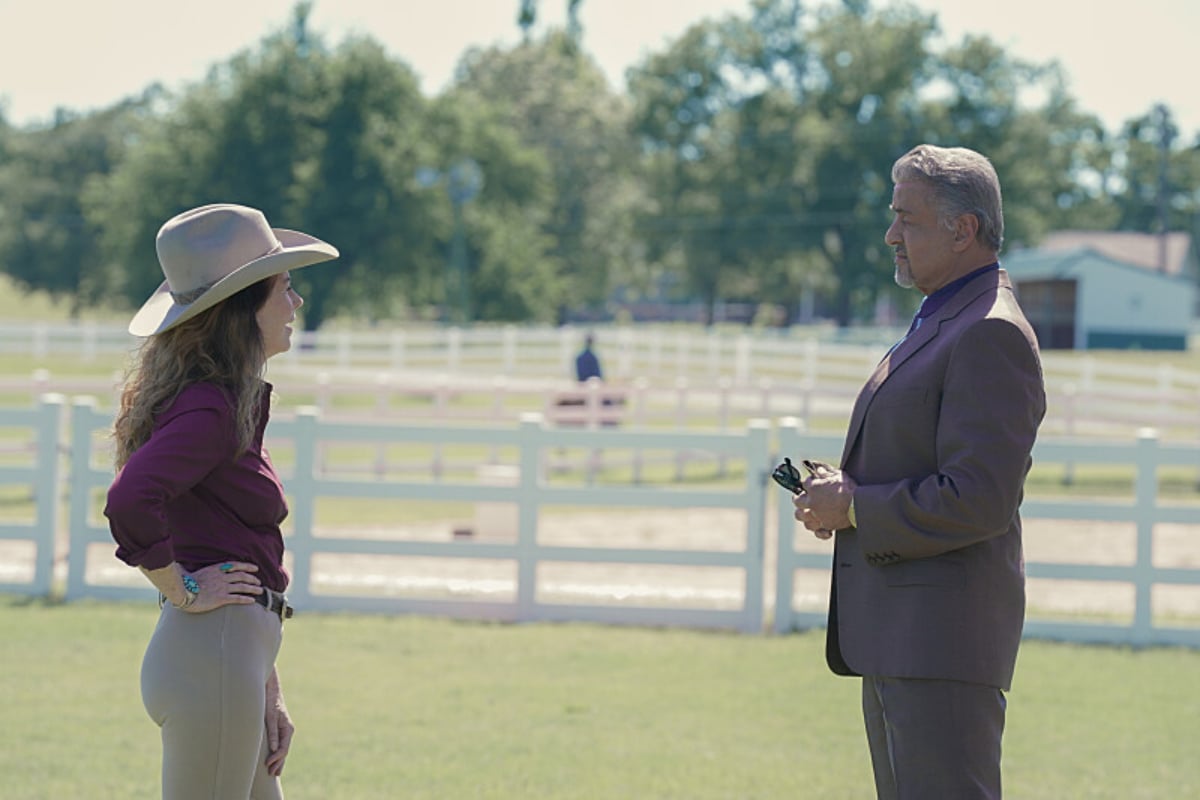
[891,145,1004,252]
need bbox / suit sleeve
[854,316,1045,561]
[104,393,236,570]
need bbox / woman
[105,203,338,799]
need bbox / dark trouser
[141,603,284,800]
[862,676,1006,800]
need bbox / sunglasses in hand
[770,457,832,494]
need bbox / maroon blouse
[105,381,290,592]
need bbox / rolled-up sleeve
[105,389,235,570]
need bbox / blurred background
[1,0,1197,341]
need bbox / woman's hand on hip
[184,561,262,613]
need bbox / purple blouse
[105,381,290,592]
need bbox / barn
[1002,245,1194,351]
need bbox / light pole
[418,159,483,325]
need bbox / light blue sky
[2,0,1196,139]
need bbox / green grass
[1,596,1197,799]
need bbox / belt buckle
[265,587,294,621]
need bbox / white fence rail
[6,322,1200,443]
[2,394,1200,646]
[774,421,1200,648]
[61,398,772,631]
[0,395,62,596]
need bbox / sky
[1,0,1197,140]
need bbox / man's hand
[793,465,857,539]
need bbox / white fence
[2,394,1199,646]
[1,322,883,385]
[6,322,1200,441]
[774,420,1200,648]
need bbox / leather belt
[158,588,294,620]
[256,587,295,620]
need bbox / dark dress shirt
[105,381,290,592]
[914,262,998,324]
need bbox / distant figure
[574,332,603,382]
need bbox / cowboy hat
[128,203,339,336]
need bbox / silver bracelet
[173,573,200,608]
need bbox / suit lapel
[839,270,1010,466]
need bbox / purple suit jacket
[828,268,1045,690]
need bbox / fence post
[287,406,320,608]
[803,338,818,387]
[674,377,689,480]
[649,330,663,378]
[1062,383,1077,485]
[774,417,801,633]
[66,397,100,600]
[32,369,50,405]
[735,334,751,385]
[374,373,391,476]
[31,394,65,596]
[632,378,648,483]
[32,323,48,360]
[1131,428,1159,647]
[675,329,690,379]
[389,330,406,370]
[489,376,508,463]
[447,327,462,373]
[82,321,98,362]
[742,418,771,633]
[516,413,543,620]
[717,378,732,476]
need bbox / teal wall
[1086,330,1188,350]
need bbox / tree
[454,30,642,321]
[517,0,585,46]
[629,0,1119,326]
[923,36,1118,247]
[1105,105,1200,240]
[292,34,438,329]
[0,95,157,314]
[419,90,561,322]
[84,4,439,330]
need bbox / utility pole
[1155,104,1176,273]
[416,160,484,325]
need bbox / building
[1036,231,1197,280]
[1003,243,1194,350]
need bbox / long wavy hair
[113,275,277,468]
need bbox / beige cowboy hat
[128,203,339,336]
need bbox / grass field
[2,596,1198,799]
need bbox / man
[575,332,603,382]
[796,144,1046,799]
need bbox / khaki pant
[141,603,284,800]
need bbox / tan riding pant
[141,602,284,800]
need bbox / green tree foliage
[0,96,156,315]
[1,0,1197,329]
[84,4,441,330]
[628,0,1122,325]
[1108,105,1200,239]
[454,31,641,321]
[291,34,438,329]
[420,89,562,323]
